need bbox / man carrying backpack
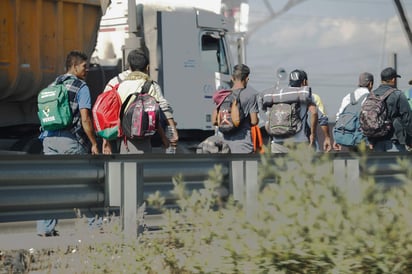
[37,51,100,236]
[101,49,178,154]
[262,69,318,153]
[211,64,259,153]
[333,72,374,151]
[363,67,412,152]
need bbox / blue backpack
[333,92,368,146]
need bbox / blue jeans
[37,219,58,235]
[38,136,88,235]
[373,140,407,152]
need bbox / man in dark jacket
[369,67,412,152]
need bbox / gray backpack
[263,86,312,138]
[359,88,395,138]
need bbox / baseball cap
[289,69,307,87]
[358,72,374,87]
[381,67,401,81]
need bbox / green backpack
[37,80,72,131]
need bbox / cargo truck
[0,0,103,153]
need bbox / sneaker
[37,230,59,237]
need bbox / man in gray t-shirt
[212,64,259,153]
[265,69,318,153]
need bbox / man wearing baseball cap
[368,67,412,152]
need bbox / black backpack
[263,86,311,138]
[120,81,160,139]
[216,89,244,133]
[359,88,395,138]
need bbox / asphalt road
[0,215,165,251]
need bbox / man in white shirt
[333,72,373,151]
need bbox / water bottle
[165,126,177,154]
[165,145,176,154]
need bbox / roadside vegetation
[2,144,412,273]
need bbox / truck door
[157,9,232,132]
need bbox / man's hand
[323,136,332,152]
[167,119,179,145]
[102,139,112,155]
[91,143,99,155]
[333,141,342,151]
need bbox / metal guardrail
[0,154,237,223]
[0,152,410,235]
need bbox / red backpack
[92,82,123,140]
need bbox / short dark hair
[289,69,307,87]
[65,51,88,71]
[127,49,149,72]
[232,64,250,81]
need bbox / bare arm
[308,104,318,146]
[80,108,99,155]
[212,108,218,126]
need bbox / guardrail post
[106,162,121,207]
[245,160,258,219]
[231,160,245,203]
[231,160,258,217]
[333,158,360,203]
[121,162,144,238]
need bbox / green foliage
[17,147,412,273]
[137,146,412,273]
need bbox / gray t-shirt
[222,86,259,153]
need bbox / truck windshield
[201,33,229,75]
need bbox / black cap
[289,69,307,87]
[381,67,401,81]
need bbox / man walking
[37,50,99,236]
[333,72,374,151]
[102,49,177,154]
[264,69,318,153]
[212,64,259,153]
[367,67,412,152]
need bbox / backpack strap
[232,88,244,108]
[370,87,396,100]
[349,92,356,105]
[119,80,152,122]
[380,87,397,100]
[140,80,153,94]
[349,92,368,105]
